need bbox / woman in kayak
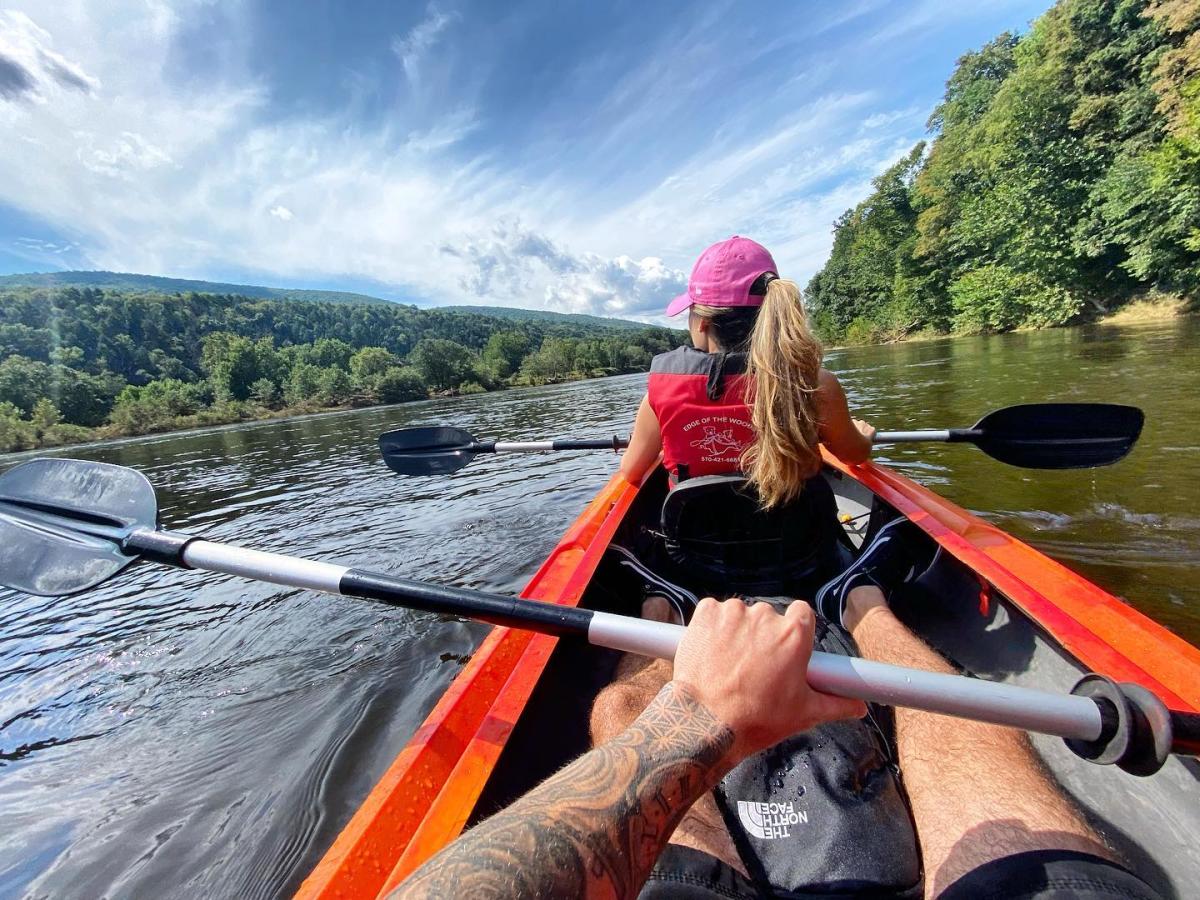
[616,235,911,623]
[619,235,875,501]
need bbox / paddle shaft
[126,529,1109,745]
[875,430,972,443]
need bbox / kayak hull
[296,458,1200,899]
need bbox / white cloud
[0,10,100,103]
[391,4,458,87]
[76,131,173,179]
[14,236,76,256]
[441,220,685,317]
[404,107,479,153]
[861,106,923,130]
[0,3,945,320]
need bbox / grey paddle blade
[0,458,157,596]
[379,426,483,476]
[969,403,1144,469]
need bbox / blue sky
[0,0,1052,319]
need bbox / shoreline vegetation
[5,296,1190,456]
[805,0,1198,347]
[0,285,683,453]
[824,291,1194,349]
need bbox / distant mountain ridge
[0,270,652,329]
[437,304,648,331]
[0,270,395,307]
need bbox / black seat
[659,473,842,597]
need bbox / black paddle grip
[551,437,629,451]
[125,529,197,568]
[1065,674,1173,776]
[339,570,594,638]
[945,429,982,443]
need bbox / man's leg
[590,597,748,876]
[844,586,1114,897]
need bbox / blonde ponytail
[741,279,823,508]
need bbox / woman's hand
[672,598,867,760]
[853,418,876,444]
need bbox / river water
[0,319,1196,898]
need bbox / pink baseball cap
[666,236,778,317]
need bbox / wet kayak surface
[0,318,1196,898]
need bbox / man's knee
[590,681,653,746]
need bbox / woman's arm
[618,394,663,483]
[815,370,874,464]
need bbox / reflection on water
[0,319,1196,898]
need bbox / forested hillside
[0,271,394,307]
[806,0,1198,343]
[0,286,682,451]
[439,305,649,331]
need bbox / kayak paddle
[874,402,1144,470]
[0,457,1189,775]
[379,403,1143,476]
[379,426,628,476]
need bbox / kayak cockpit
[470,464,1200,898]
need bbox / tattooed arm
[392,599,866,900]
[393,681,733,899]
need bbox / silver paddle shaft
[176,538,1103,744]
[588,611,1104,742]
[874,430,953,443]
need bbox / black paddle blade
[379,426,481,476]
[0,458,157,596]
[969,403,1144,469]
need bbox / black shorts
[937,849,1163,900]
[639,845,1163,899]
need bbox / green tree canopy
[410,338,476,391]
[806,0,1200,343]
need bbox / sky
[0,0,1053,320]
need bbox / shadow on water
[0,320,1196,898]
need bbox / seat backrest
[659,474,837,596]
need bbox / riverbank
[0,369,634,456]
[1098,294,1194,325]
[829,293,1195,349]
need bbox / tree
[31,398,61,433]
[481,330,530,379]
[250,378,281,408]
[302,337,355,370]
[284,363,324,406]
[316,367,354,405]
[0,401,35,452]
[520,337,577,383]
[201,333,278,401]
[108,379,209,432]
[374,366,427,403]
[409,338,476,391]
[804,144,932,339]
[350,346,399,382]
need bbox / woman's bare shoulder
[816,368,844,396]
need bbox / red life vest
[647,347,755,481]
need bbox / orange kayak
[295,455,1200,899]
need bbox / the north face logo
[736,800,808,840]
